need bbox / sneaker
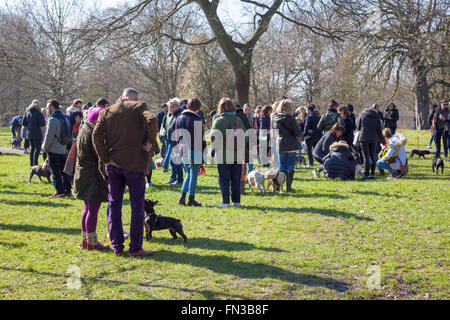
[146,183,153,188]
[172,181,183,186]
[427,145,432,149]
[217,203,230,209]
[123,232,130,239]
[232,203,240,208]
[165,180,175,184]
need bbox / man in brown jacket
[93,88,158,257]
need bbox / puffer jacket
[272,113,302,152]
[174,109,206,165]
[317,108,341,133]
[323,141,356,180]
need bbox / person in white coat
[376,129,408,179]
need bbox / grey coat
[42,115,70,155]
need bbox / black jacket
[313,132,336,161]
[272,113,302,153]
[339,116,354,146]
[157,110,166,131]
[383,108,399,130]
[323,141,356,180]
[303,113,321,141]
[317,108,341,133]
[356,109,384,144]
[22,105,46,140]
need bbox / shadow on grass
[350,190,405,198]
[0,266,249,299]
[0,241,27,248]
[150,250,349,291]
[0,199,73,208]
[150,237,285,252]
[0,190,51,197]
[0,223,79,235]
[242,205,372,221]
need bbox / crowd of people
[8,89,450,256]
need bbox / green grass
[0,127,448,300]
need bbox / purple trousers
[81,201,102,233]
[106,165,146,254]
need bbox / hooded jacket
[356,109,384,144]
[313,132,337,161]
[42,110,71,155]
[323,141,356,180]
[381,134,407,171]
[272,113,302,152]
[22,103,46,140]
[174,109,206,165]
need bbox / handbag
[63,141,77,176]
[400,159,409,176]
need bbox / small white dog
[247,170,266,193]
[355,163,364,179]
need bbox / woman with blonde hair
[376,130,408,179]
[272,99,302,191]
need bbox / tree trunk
[414,65,430,130]
[234,67,250,106]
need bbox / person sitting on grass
[312,123,345,178]
[376,128,408,179]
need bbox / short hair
[276,99,294,114]
[308,104,315,112]
[243,104,250,109]
[338,105,351,117]
[161,103,168,109]
[123,88,139,99]
[347,104,354,113]
[187,98,202,111]
[261,105,273,117]
[47,100,60,109]
[329,122,345,135]
[169,98,181,108]
[217,97,235,114]
[72,111,83,119]
[383,128,392,138]
[96,98,110,107]
[73,99,83,105]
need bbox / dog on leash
[12,138,21,149]
[410,149,430,159]
[29,159,51,183]
[432,155,444,175]
[295,155,307,169]
[247,170,266,193]
[265,168,286,193]
[144,199,187,243]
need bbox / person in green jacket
[210,97,247,208]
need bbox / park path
[0,147,24,155]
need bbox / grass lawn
[0,127,448,300]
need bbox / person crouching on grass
[175,98,206,207]
[74,107,109,251]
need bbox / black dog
[12,138,21,149]
[410,149,430,159]
[144,199,187,243]
[29,159,51,183]
[432,155,444,175]
[295,155,307,169]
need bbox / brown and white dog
[265,168,286,193]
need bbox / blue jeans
[376,159,392,172]
[429,135,435,147]
[181,164,201,196]
[278,152,296,175]
[218,164,242,204]
[247,162,254,173]
[163,138,171,171]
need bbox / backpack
[56,117,72,145]
[224,118,241,151]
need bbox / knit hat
[87,107,102,123]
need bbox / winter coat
[92,99,158,175]
[434,108,449,131]
[73,121,108,202]
[157,110,166,131]
[323,141,356,180]
[42,110,71,155]
[303,113,322,141]
[313,132,337,161]
[272,113,302,153]
[381,134,407,171]
[317,108,341,133]
[356,109,384,144]
[167,107,184,146]
[22,104,46,140]
[174,109,206,165]
[210,112,247,164]
[383,108,399,130]
[10,115,23,130]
